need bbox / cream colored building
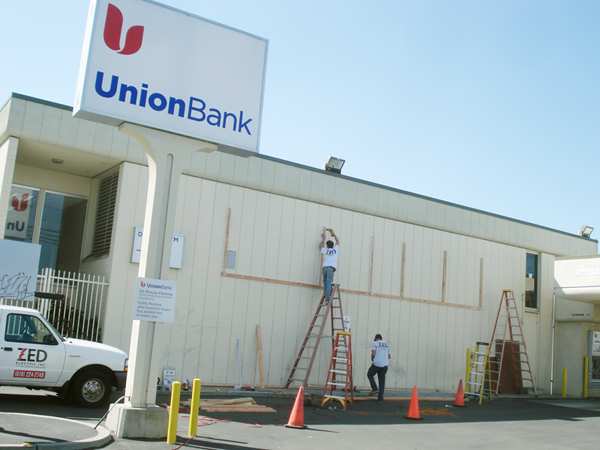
[0,93,597,394]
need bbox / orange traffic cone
[405,385,422,420]
[286,385,307,429]
[453,379,465,407]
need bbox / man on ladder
[320,228,340,303]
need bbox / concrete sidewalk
[101,398,600,449]
[0,412,111,450]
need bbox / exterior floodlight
[580,225,594,238]
[325,157,346,174]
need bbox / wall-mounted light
[580,225,594,238]
[51,158,64,165]
[325,156,345,174]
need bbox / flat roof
[5,92,598,244]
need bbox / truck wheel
[71,370,112,407]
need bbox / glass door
[39,193,87,273]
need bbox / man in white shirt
[368,334,391,401]
[320,228,339,301]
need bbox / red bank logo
[103,3,144,55]
[11,193,29,212]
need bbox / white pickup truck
[0,305,127,407]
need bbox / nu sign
[74,0,268,152]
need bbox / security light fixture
[580,225,594,239]
[325,156,345,174]
[51,158,64,165]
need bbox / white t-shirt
[321,245,339,269]
[371,340,390,367]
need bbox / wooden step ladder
[285,284,345,388]
[479,289,536,404]
[321,330,354,409]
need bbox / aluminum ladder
[466,341,493,401]
[285,284,345,388]
[479,289,536,404]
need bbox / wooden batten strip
[221,214,482,311]
[222,208,232,271]
[441,250,448,302]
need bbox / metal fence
[0,268,108,342]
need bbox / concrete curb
[0,415,113,450]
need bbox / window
[92,172,119,257]
[5,314,58,345]
[525,253,538,309]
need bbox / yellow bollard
[583,357,590,399]
[561,368,568,398]
[167,381,181,445]
[188,378,202,438]
[465,348,472,393]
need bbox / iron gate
[0,268,108,342]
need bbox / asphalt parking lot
[2,387,600,449]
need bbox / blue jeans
[323,266,335,298]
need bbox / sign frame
[74,0,269,153]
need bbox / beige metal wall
[100,162,575,392]
[2,95,598,393]
[2,96,596,260]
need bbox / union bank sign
[74,0,268,152]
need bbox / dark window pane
[5,314,54,345]
[39,193,87,272]
[525,253,538,309]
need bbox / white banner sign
[5,187,34,240]
[0,240,41,301]
[74,0,268,152]
[133,277,176,323]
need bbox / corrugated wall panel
[100,163,593,392]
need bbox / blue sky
[1,1,598,242]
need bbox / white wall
[13,163,91,198]
[101,163,567,392]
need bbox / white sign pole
[106,123,215,438]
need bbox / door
[1,312,65,385]
[590,331,600,395]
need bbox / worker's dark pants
[367,364,388,400]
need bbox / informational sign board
[0,240,41,301]
[162,368,175,390]
[133,277,176,323]
[74,0,268,152]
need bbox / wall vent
[91,171,119,257]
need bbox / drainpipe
[550,289,557,396]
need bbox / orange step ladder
[321,330,354,409]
